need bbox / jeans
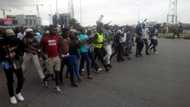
[72,55,80,80]
[136,38,144,56]
[2,63,24,97]
[60,55,78,84]
[149,39,158,53]
[80,53,91,76]
[117,43,125,62]
[89,50,98,71]
[143,39,149,55]
[94,48,108,70]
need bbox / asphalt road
[0,38,190,107]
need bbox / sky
[0,0,190,26]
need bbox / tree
[69,18,82,30]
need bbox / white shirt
[17,32,25,40]
[120,33,127,43]
[143,28,149,39]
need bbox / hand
[10,52,16,58]
[61,53,70,58]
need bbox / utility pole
[0,8,11,18]
[49,4,53,25]
[68,0,74,18]
[167,0,178,24]
[80,0,82,24]
[35,0,43,25]
[136,0,141,23]
[56,0,59,25]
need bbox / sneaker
[87,76,93,80]
[16,93,24,102]
[78,77,82,82]
[55,86,64,94]
[10,96,18,104]
[97,68,103,72]
[105,67,110,72]
[42,78,48,87]
[107,64,112,68]
[55,86,62,92]
[71,83,78,87]
[81,68,85,72]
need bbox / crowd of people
[0,22,159,104]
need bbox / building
[4,15,41,27]
[53,13,71,28]
[15,15,41,27]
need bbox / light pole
[136,0,141,23]
[35,0,43,25]
[80,0,82,24]
[55,0,59,25]
[0,8,11,18]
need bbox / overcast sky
[0,0,189,25]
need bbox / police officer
[93,29,110,71]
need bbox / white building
[15,15,41,27]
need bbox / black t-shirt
[0,36,24,62]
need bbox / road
[0,39,190,107]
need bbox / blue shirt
[35,32,42,42]
[79,34,89,53]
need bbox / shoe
[87,76,93,80]
[10,96,18,104]
[155,51,158,54]
[77,77,82,82]
[127,57,131,60]
[107,64,112,68]
[42,78,48,87]
[50,74,55,80]
[71,83,78,87]
[16,93,24,102]
[78,78,82,82]
[56,86,62,92]
[105,67,110,72]
[121,58,125,61]
[55,86,64,94]
[97,68,103,72]
[81,68,85,72]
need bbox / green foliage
[69,18,82,30]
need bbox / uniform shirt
[41,35,62,58]
[93,33,104,48]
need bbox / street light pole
[0,8,11,18]
[56,0,59,25]
[80,0,82,24]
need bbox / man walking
[41,26,63,93]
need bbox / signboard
[3,18,13,25]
